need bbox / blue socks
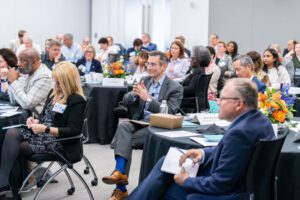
[115,156,126,174]
[116,185,127,192]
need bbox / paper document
[289,87,300,95]
[192,113,230,127]
[155,130,199,138]
[161,147,199,177]
[0,111,22,117]
[203,134,223,142]
[190,137,219,147]
[2,124,27,130]
[182,120,199,128]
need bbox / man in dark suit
[127,78,275,200]
[233,55,266,92]
[102,51,183,200]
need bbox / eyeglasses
[145,62,158,68]
[217,97,240,102]
[85,51,93,54]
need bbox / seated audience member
[61,33,82,63]
[9,30,27,53]
[55,33,63,45]
[283,39,297,57]
[226,41,239,60]
[41,39,65,70]
[0,48,18,101]
[165,41,189,80]
[43,38,53,55]
[247,51,269,85]
[216,41,233,78]
[0,62,86,199]
[263,48,291,89]
[96,37,117,65]
[81,36,91,52]
[101,51,183,200]
[292,42,300,86]
[16,35,41,56]
[175,35,191,58]
[206,46,221,100]
[209,33,219,53]
[181,46,210,110]
[127,78,275,200]
[107,36,122,54]
[233,55,266,92]
[126,38,148,63]
[76,45,102,76]
[269,44,294,83]
[132,49,148,77]
[7,48,52,116]
[142,33,157,52]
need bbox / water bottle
[159,100,168,114]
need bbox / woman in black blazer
[0,62,86,198]
[76,45,102,76]
[181,46,211,109]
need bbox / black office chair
[181,73,212,113]
[187,129,288,200]
[18,100,95,200]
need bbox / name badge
[52,102,67,113]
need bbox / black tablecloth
[139,126,300,200]
[82,83,128,144]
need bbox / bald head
[18,48,41,74]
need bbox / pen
[175,147,201,164]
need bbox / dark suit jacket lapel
[158,77,169,102]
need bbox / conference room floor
[20,144,142,200]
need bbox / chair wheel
[84,168,90,174]
[91,178,98,186]
[67,187,75,195]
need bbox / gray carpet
[21,144,142,200]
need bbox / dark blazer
[143,43,157,52]
[123,75,183,120]
[182,67,205,97]
[252,76,266,92]
[76,58,102,76]
[40,91,86,162]
[183,109,275,198]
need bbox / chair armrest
[44,134,83,145]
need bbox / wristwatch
[45,126,51,133]
[146,96,152,103]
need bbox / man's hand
[179,149,203,167]
[7,68,20,84]
[26,117,39,128]
[174,167,189,186]
[31,124,46,134]
[132,80,149,101]
[54,53,61,63]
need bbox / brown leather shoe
[102,170,128,185]
[108,189,128,200]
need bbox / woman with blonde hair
[0,61,86,199]
[76,45,102,75]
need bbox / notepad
[2,124,27,130]
[182,120,199,128]
[161,147,199,177]
[155,130,199,138]
[203,134,223,142]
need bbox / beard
[19,61,33,74]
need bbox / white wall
[0,0,90,50]
[209,0,300,54]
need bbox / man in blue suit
[127,78,275,200]
[233,55,266,92]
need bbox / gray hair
[48,39,61,48]
[225,78,258,109]
[191,45,211,67]
[233,55,254,67]
[63,33,73,40]
[148,51,168,65]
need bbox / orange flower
[272,110,286,123]
[258,93,268,101]
[269,101,280,109]
[272,92,281,101]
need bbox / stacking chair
[187,129,288,200]
[18,99,95,200]
[181,73,212,113]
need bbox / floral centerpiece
[103,61,125,78]
[258,87,295,124]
